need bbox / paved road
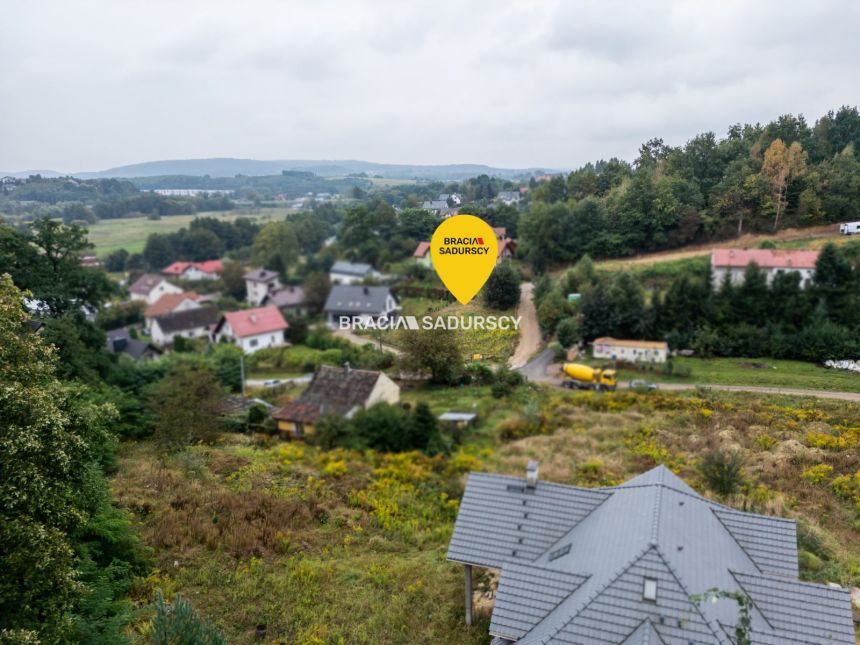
[517,352,860,402]
[508,282,542,369]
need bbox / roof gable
[129,273,169,295]
[221,306,288,337]
[144,291,199,318]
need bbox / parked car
[630,379,658,392]
[263,379,282,386]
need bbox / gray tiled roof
[153,306,219,333]
[447,472,610,568]
[324,285,393,316]
[449,465,856,645]
[490,562,587,640]
[244,269,280,283]
[330,260,373,276]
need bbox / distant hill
[16,158,556,181]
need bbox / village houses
[244,269,282,306]
[329,260,377,285]
[711,248,819,288]
[128,273,183,305]
[149,306,220,347]
[143,291,201,331]
[592,337,669,363]
[324,285,399,328]
[162,259,223,281]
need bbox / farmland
[111,386,860,643]
[85,209,286,255]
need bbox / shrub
[491,381,513,399]
[483,263,521,310]
[800,464,834,485]
[556,317,580,348]
[698,450,745,498]
[149,591,226,645]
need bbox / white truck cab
[840,221,860,235]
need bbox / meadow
[112,386,860,643]
[86,209,287,255]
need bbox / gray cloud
[1,0,858,172]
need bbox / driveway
[333,328,402,355]
[508,282,542,369]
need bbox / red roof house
[162,260,223,280]
[213,306,289,353]
[711,249,820,287]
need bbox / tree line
[519,106,860,270]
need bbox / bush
[148,592,226,645]
[491,381,513,398]
[483,263,521,310]
[556,317,580,348]
[698,450,745,498]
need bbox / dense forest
[519,106,860,269]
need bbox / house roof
[330,260,373,276]
[152,306,220,334]
[593,337,669,351]
[162,261,192,275]
[711,248,819,270]
[129,273,170,295]
[262,286,306,308]
[219,306,288,338]
[449,465,855,644]
[162,259,223,275]
[273,365,388,424]
[144,291,199,318]
[493,227,507,239]
[324,285,394,315]
[413,241,431,258]
[104,327,161,359]
[498,238,517,257]
[244,269,280,283]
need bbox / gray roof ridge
[520,543,658,645]
[649,544,730,644]
[731,568,853,597]
[466,471,614,497]
[650,481,663,545]
[712,504,797,525]
[709,507,766,576]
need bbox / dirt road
[508,282,542,369]
[333,328,402,355]
[592,224,844,271]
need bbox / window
[642,578,657,602]
[249,338,258,348]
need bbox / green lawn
[612,356,860,392]
[86,209,285,256]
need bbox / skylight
[642,577,658,601]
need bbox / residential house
[105,328,161,360]
[421,199,458,218]
[129,273,183,305]
[492,227,517,264]
[413,241,432,267]
[592,337,668,363]
[261,285,307,315]
[150,306,220,346]
[329,260,377,285]
[324,285,399,327]
[448,464,856,643]
[213,306,289,353]
[272,365,400,438]
[496,191,521,206]
[711,248,819,288]
[80,255,102,268]
[162,260,223,281]
[143,291,200,330]
[244,269,282,306]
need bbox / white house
[150,306,220,347]
[329,261,377,285]
[162,260,223,281]
[496,190,521,205]
[592,337,668,364]
[213,306,289,353]
[324,285,399,327]
[711,249,819,288]
[129,274,183,305]
[412,241,432,267]
[143,291,201,330]
[244,269,282,306]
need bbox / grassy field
[112,385,860,642]
[609,356,860,392]
[86,209,286,256]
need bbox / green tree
[302,271,331,315]
[219,259,247,300]
[150,365,225,452]
[398,326,463,385]
[556,317,581,348]
[483,263,521,310]
[252,221,299,276]
[0,274,122,640]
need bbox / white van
[839,221,860,235]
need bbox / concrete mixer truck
[561,363,617,391]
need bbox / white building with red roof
[162,260,223,281]
[213,306,289,353]
[711,248,819,288]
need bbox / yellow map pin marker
[430,214,498,305]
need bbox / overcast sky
[2,0,859,173]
